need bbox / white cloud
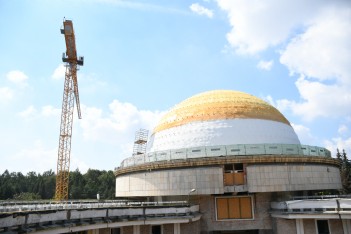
[217,0,320,54]
[0,87,14,103]
[18,105,37,119]
[324,137,351,157]
[277,76,351,121]
[79,100,164,145]
[291,123,317,145]
[41,105,61,117]
[338,125,349,135]
[18,105,61,119]
[217,1,351,120]
[12,140,57,173]
[6,70,28,88]
[190,3,214,18]
[257,60,273,71]
[280,7,351,84]
[52,64,66,80]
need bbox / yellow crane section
[55,19,84,200]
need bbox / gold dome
[154,90,290,133]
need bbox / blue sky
[0,0,350,173]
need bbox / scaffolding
[133,129,149,156]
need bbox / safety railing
[119,144,331,168]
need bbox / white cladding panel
[147,119,300,152]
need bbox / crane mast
[55,19,84,200]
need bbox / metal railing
[0,200,188,213]
[119,144,331,169]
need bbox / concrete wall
[329,219,344,234]
[199,193,273,233]
[180,220,201,234]
[303,219,315,233]
[116,167,223,197]
[247,164,341,192]
[272,218,296,234]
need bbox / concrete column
[174,223,180,234]
[342,219,351,234]
[133,225,140,234]
[296,219,304,234]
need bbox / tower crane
[55,19,84,200]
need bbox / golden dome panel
[154,90,290,133]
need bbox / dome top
[154,90,290,133]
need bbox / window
[111,228,121,234]
[316,220,330,234]
[216,196,253,220]
[211,148,221,151]
[152,225,162,234]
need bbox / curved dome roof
[147,90,300,153]
[154,90,290,133]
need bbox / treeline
[0,169,115,200]
[337,149,351,194]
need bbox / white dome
[147,90,300,152]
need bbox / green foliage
[13,192,41,200]
[0,169,115,200]
[337,149,351,194]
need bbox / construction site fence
[120,144,331,168]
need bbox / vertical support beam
[174,223,180,234]
[133,225,140,234]
[296,219,304,234]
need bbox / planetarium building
[115,90,350,234]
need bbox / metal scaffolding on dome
[133,129,149,156]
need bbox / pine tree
[339,149,351,194]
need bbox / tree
[338,149,351,194]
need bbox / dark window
[316,220,329,234]
[111,228,121,234]
[224,164,233,172]
[231,149,240,152]
[211,148,221,151]
[234,163,243,171]
[192,149,201,152]
[152,225,162,234]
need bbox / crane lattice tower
[55,19,84,200]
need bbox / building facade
[115,90,349,234]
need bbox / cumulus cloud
[324,137,351,157]
[277,76,351,121]
[291,123,317,145]
[280,7,351,84]
[18,105,37,119]
[190,3,214,18]
[217,0,315,54]
[217,0,351,121]
[6,70,28,88]
[0,87,14,103]
[257,60,273,71]
[41,105,61,117]
[18,105,61,119]
[52,64,66,80]
[338,125,349,135]
[12,140,57,173]
[79,100,164,145]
